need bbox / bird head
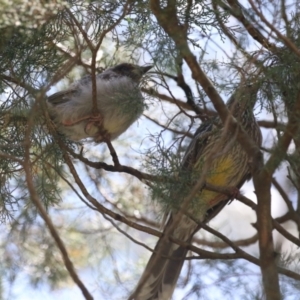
[110,63,152,82]
[227,83,260,113]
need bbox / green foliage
[145,141,183,213]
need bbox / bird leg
[83,113,113,142]
[62,114,102,127]
[62,113,110,140]
[83,113,104,134]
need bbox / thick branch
[150,0,261,165]
[222,0,276,51]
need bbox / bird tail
[129,214,198,300]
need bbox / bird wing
[47,88,78,105]
[182,120,214,170]
[130,78,262,300]
[47,71,120,106]
[188,121,253,222]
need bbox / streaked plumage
[130,83,262,300]
[47,63,152,142]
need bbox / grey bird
[47,63,152,142]
[129,82,262,300]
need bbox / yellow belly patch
[206,156,234,186]
[193,156,235,211]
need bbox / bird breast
[50,76,145,141]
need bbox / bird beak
[141,65,153,74]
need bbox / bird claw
[227,187,240,203]
[84,113,103,134]
[94,130,111,143]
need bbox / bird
[47,63,152,142]
[129,82,262,300]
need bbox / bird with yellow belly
[130,82,262,300]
